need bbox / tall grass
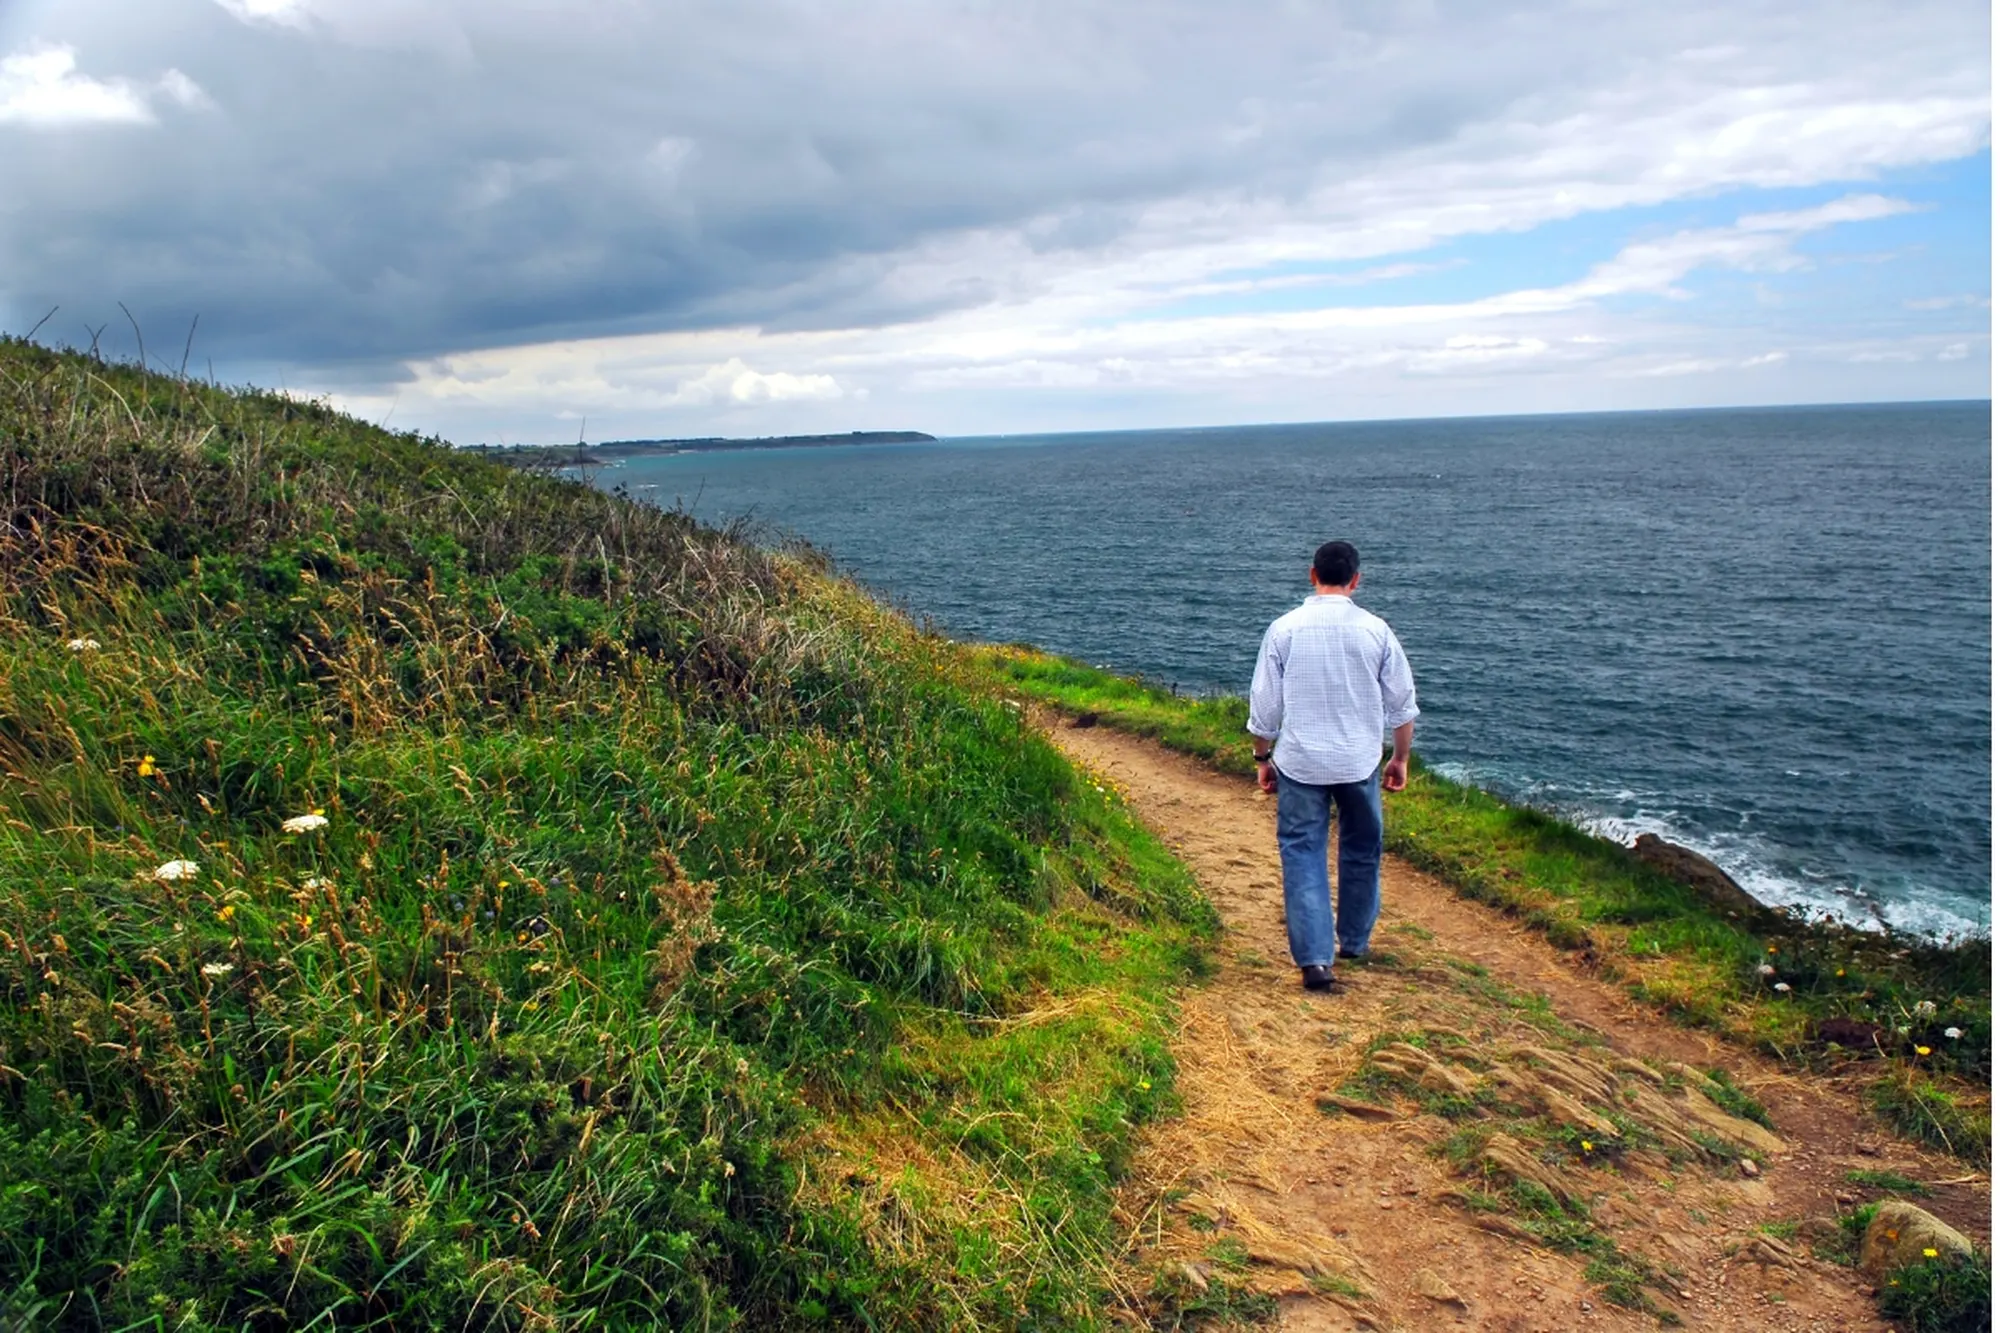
[0,341,1215,1328]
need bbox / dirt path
[1043,721,1988,1332]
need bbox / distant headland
[481,430,936,466]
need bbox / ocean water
[591,403,1993,938]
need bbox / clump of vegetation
[0,341,1219,1328]
[1878,1251,1992,1333]
[1869,1071,1992,1168]
[1696,1067,1773,1129]
[1844,1169,1934,1198]
[967,647,1991,1163]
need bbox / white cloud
[1740,351,1788,367]
[1904,294,1989,310]
[670,358,842,405]
[0,46,213,128]
[157,69,212,110]
[212,0,316,28]
[0,46,154,127]
[1937,343,1969,361]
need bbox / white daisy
[201,962,234,978]
[152,859,201,881]
[1944,1027,1962,1040]
[281,812,329,834]
[66,637,101,652]
[1772,982,1791,993]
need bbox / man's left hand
[1382,756,1409,793]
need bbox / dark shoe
[1336,949,1365,961]
[1300,964,1337,992]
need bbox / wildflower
[1772,982,1792,994]
[1756,964,1776,976]
[1945,1027,1962,1039]
[1137,1079,1152,1091]
[521,1000,540,1012]
[1767,945,1778,954]
[1581,1139,1594,1152]
[215,905,236,923]
[282,812,329,834]
[201,962,234,978]
[1923,1248,1939,1259]
[1914,1000,1938,1018]
[153,859,201,881]
[137,755,157,778]
[1835,969,1845,977]
[1914,1045,1932,1056]
[301,876,330,890]
[66,637,101,652]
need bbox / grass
[1843,1169,1934,1198]
[965,645,1993,1163]
[1695,1067,1773,1129]
[0,340,1221,1329]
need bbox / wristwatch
[1253,751,1272,764]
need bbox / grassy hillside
[0,341,1218,1329]
[967,646,1991,1165]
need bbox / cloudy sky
[1,1,1989,443]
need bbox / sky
[0,0,1990,443]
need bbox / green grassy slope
[967,645,1991,1165]
[0,341,1217,1329]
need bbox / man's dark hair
[1313,540,1360,586]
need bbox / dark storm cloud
[0,0,1986,380]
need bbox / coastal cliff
[0,340,1984,1329]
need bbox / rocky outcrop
[1630,834,1778,923]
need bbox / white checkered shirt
[1247,592,1420,786]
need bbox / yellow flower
[1915,1045,1932,1056]
[215,905,236,923]
[522,1000,540,1011]
[1923,1248,1939,1258]
[137,755,157,777]
[1581,1140,1594,1152]
[1766,945,1778,954]
[1835,968,1845,977]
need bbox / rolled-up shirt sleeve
[1378,628,1420,730]
[1247,625,1286,739]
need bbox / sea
[588,403,1993,939]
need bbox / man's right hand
[1256,758,1277,794]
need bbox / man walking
[1248,541,1419,992]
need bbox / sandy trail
[1042,720,1987,1333]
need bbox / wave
[1424,762,1989,941]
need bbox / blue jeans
[1275,765,1384,967]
